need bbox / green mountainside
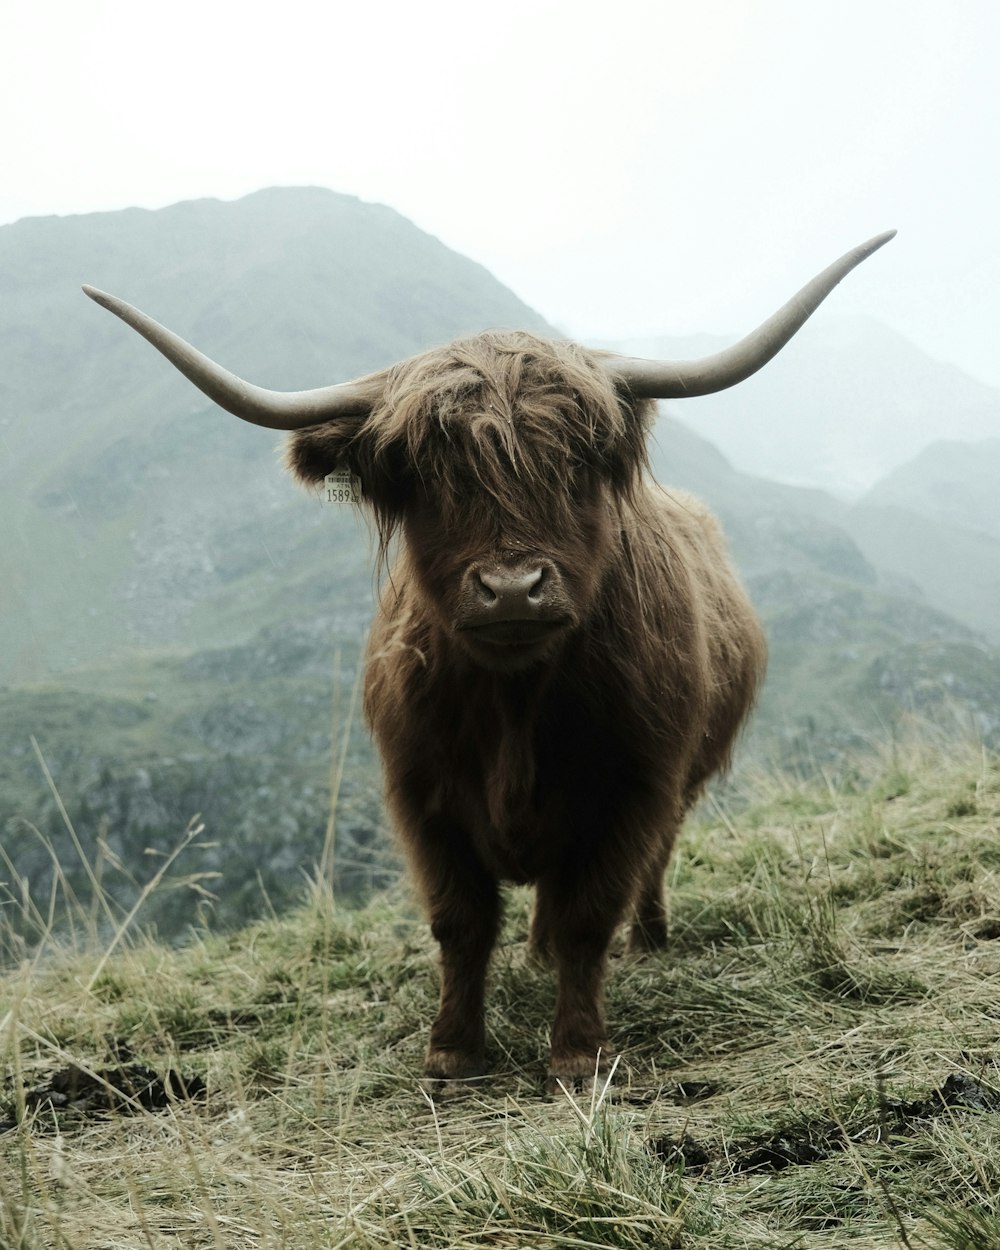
[649,419,1000,764]
[3,189,998,938]
[842,498,1000,645]
[834,439,1000,642]
[1,186,552,681]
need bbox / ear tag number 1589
[323,468,362,505]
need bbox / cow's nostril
[479,568,544,606]
[476,572,499,604]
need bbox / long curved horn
[82,286,382,428]
[604,230,896,399]
[85,229,895,424]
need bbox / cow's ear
[284,417,367,488]
[285,419,413,536]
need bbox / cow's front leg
[533,872,630,1094]
[406,821,501,1082]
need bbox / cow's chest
[438,683,627,884]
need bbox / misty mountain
[861,438,1000,542]
[838,438,1000,640]
[611,318,1000,497]
[3,188,999,936]
[841,499,1000,646]
[650,416,1000,646]
[648,415,1000,758]
[1,187,553,682]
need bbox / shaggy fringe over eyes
[285,332,656,571]
[364,331,653,546]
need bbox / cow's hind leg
[629,868,669,952]
[405,818,501,1084]
[629,801,689,953]
[629,836,675,952]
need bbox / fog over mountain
[861,438,1000,542]
[3,186,998,673]
[610,319,1000,498]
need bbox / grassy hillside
[0,623,392,936]
[4,738,1000,1248]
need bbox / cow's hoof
[545,1051,615,1100]
[420,1075,483,1100]
[422,1047,487,1091]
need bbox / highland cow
[85,229,893,1090]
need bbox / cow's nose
[477,567,544,614]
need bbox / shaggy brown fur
[288,330,766,1089]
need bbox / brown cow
[84,230,893,1090]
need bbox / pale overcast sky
[2,0,998,384]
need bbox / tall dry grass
[3,732,1000,1248]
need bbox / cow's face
[288,332,653,671]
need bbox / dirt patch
[649,1068,1000,1176]
[620,1078,721,1108]
[2,1061,206,1131]
[884,1070,1000,1119]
